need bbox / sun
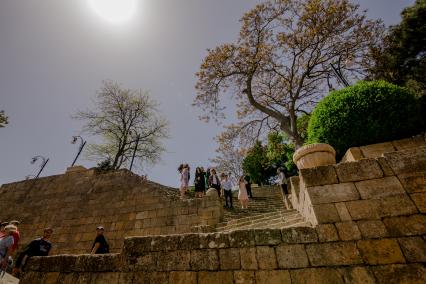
[89,0,137,23]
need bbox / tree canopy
[73,81,169,170]
[194,0,383,149]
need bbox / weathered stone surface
[135,253,157,271]
[157,250,190,271]
[411,192,426,213]
[256,246,277,269]
[253,229,282,246]
[398,237,426,262]
[306,242,362,266]
[290,268,344,284]
[338,267,376,284]
[316,224,339,242]
[234,271,255,284]
[345,199,381,220]
[199,232,229,249]
[355,176,405,199]
[341,147,364,163]
[360,142,395,159]
[383,147,426,175]
[307,183,359,204]
[133,272,169,284]
[276,244,309,268]
[377,157,395,176]
[240,247,258,270]
[312,204,341,224]
[357,220,389,239]
[383,215,426,237]
[190,249,219,271]
[228,230,255,247]
[398,172,426,194]
[392,136,426,151]
[371,264,426,284]
[335,159,383,182]
[379,195,418,217]
[281,227,318,243]
[335,202,352,221]
[219,248,241,270]
[197,271,233,284]
[335,222,361,241]
[255,270,291,284]
[358,239,406,265]
[300,165,338,187]
[169,271,196,284]
[44,272,60,284]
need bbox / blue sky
[0,0,415,187]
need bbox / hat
[9,220,20,225]
[0,222,9,227]
[96,226,104,230]
[4,225,17,232]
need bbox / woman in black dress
[194,167,206,198]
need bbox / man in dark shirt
[13,227,53,275]
[91,226,109,254]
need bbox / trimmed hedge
[307,80,424,158]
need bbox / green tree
[242,141,276,185]
[266,132,296,175]
[0,110,8,128]
[368,0,426,97]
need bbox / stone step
[217,216,307,232]
[219,210,297,228]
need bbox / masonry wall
[0,169,222,255]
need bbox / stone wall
[0,169,222,255]
[341,134,426,162]
[18,144,426,283]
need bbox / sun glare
[89,0,137,23]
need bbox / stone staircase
[215,186,310,232]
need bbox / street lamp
[329,56,352,87]
[129,134,141,172]
[29,155,49,179]
[70,136,86,167]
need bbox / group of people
[0,220,110,278]
[178,164,254,209]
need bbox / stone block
[338,267,376,284]
[276,244,309,268]
[228,230,255,247]
[199,232,229,249]
[157,250,190,271]
[197,271,233,284]
[392,136,426,151]
[341,147,364,163]
[379,195,418,217]
[135,253,158,271]
[398,172,426,194]
[234,271,255,284]
[411,192,426,213]
[383,214,426,237]
[255,270,291,284]
[305,242,362,266]
[335,222,361,241]
[253,229,282,246]
[239,247,258,270]
[256,246,277,269]
[307,183,359,204]
[335,159,383,182]
[190,249,219,271]
[377,157,395,176]
[335,202,352,221]
[398,237,426,262]
[290,268,345,284]
[133,272,169,284]
[345,199,381,220]
[383,147,426,175]
[355,176,405,199]
[300,165,338,186]
[312,204,341,224]
[44,272,60,284]
[316,224,339,242]
[289,176,300,199]
[357,220,389,239]
[281,227,318,243]
[358,239,405,265]
[92,273,120,284]
[219,248,241,270]
[169,272,196,284]
[371,264,426,284]
[360,142,396,159]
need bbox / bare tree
[194,0,384,148]
[73,81,169,170]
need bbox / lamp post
[30,155,49,179]
[329,56,352,88]
[70,136,86,167]
[129,134,140,172]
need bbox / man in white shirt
[221,173,233,209]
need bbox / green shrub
[307,80,424,158]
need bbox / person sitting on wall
[13,227,53,276]
[91,226,109,254]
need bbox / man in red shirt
[0,222,8,239]
[9,220,20,253]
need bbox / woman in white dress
[179,164,189,199]
[238,176,249,209]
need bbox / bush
[307,80,424,158]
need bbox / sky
[0,0,416,187]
